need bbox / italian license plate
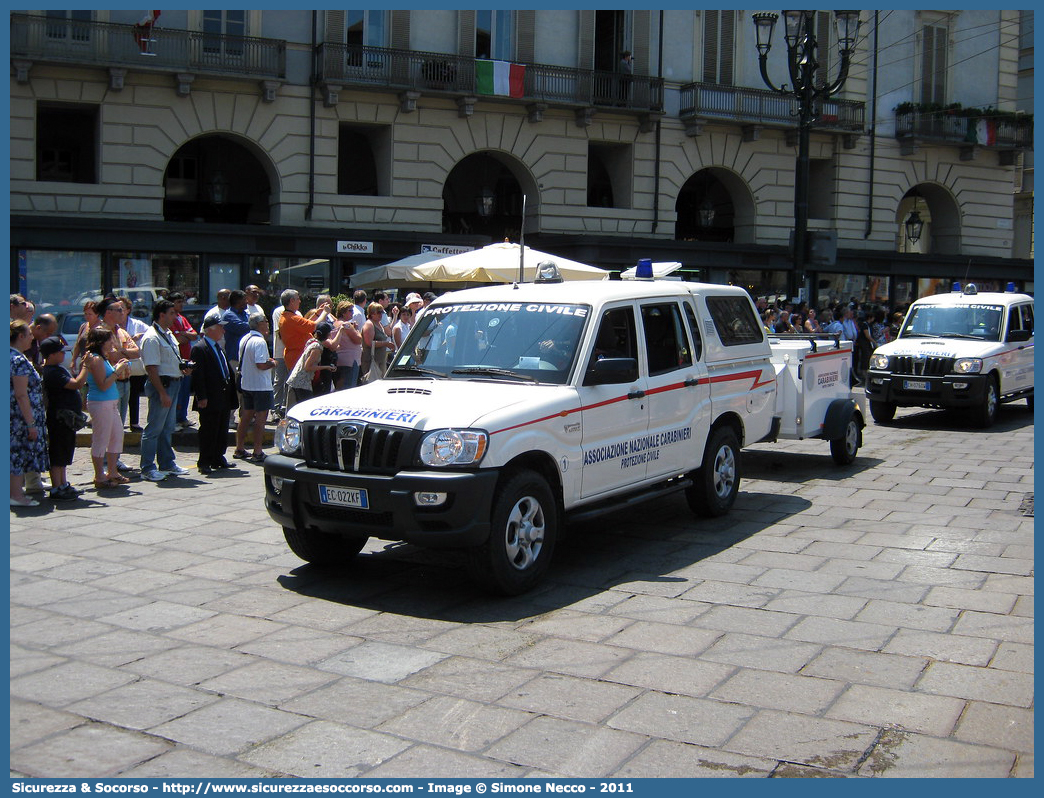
[903,380,930,391]
[318,485,369,509]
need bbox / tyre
[830,416,861,465]
[283,526,367,566]
[686,426,741,518]
[869,400,896,424]
[469,469,557,595]
[973,375,999,428]
[1027,392,1034,412]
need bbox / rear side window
[705,295,764,346]
[1019,304,1034,334]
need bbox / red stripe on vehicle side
[489,368,774,436]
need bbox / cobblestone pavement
[10,402,1034,778]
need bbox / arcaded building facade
[10,9,1034,312]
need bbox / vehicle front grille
[890,355,955,377]
[302,422,408,474]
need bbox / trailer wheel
[283,527,367,566]
[469,469,558,595]
[870,400,896,424]
[686,426,741,518]
[830,416,861,465]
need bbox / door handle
[683,376,700,387]
[627,389,645,399]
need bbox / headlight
[870,353,890,370]
[275,418,302,456]
[953,358,983,374]
[419,429,488,467]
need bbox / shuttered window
[921,24,948,104]
[703,10,735,85]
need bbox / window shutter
[703,11,719,83]
[459,10,476,57]
[921,24,947,104]
[516,10,535,63]
[632,10,650,75]
[720,10,735,85]
[325,10,345,43]
[390,11,410,50]
[816,11,830,88]
[578,9,595,70]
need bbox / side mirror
[1007,328,1032,343]
[584,357,638,386]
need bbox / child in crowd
[40,336,89,500]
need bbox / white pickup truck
[264,272,864,593]
[865,285,1034,427]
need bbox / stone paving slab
[9,403,1034,778]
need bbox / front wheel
[973,375,999,428]
[469,469,558,595]
[870,400,896,424]
[830,416,861,465]
[686,426,741,518]
[283,526,368,566]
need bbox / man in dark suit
[189,316,237,474]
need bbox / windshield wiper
[943,332,991,340]
[387,364,446,378]
[451,367,537,382]
[903,332,943,338]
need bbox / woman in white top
[392,305,413,351]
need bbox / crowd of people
[9,285,436,508]
[757,297,907,385]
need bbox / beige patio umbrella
[412,241,609,284]
[349,251,444,290]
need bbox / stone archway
[442,151,538,240]
[896,182,962,255]
[675,167,757,244]
[163,133,275,224]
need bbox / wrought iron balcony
[317,42,664,115]
[679,81,865,133]
[9,13,286,80]
[895,109,1033,151]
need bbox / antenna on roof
[518,194,527,285]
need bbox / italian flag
[475,59,525,98]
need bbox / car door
[639,299,710,481]
[1011,303,1034,394]
[578,303,649,498]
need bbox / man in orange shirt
[278,289,332,370]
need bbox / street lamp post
[752,10,860,301]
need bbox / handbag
[365,341,383,384]
[57,408,90,431]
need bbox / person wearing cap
[234,313,275,463]
[189,315,237,474]
[394,294,423,350]
[285,320,337,409]
[40,335,88,500]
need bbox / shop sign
[421,244,474,256]
[337,241,374,254]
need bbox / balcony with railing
[895,108,1033,158]
[10,13,286,90]
[317,42,664,123]
[679,81,865,138]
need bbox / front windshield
[388,301,591,385]
[901,303,1003,342]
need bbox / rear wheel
[830,416,861,465]
[283,526,368,566]
[469,469,558,595]
[686,426,741,517]
[870,400,896,424]
[973,375,999,428]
